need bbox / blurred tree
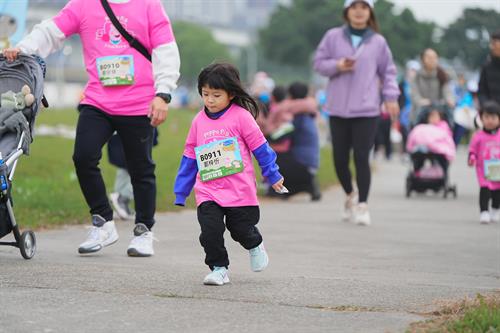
[173,21,232,84]
[374,2,436,64]
[439,8,500,69]
[259,0,436,67]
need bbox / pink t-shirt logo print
[96,17,134,47]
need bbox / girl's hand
[271,178,287,194]
[468,158,475,167]
[336,58,355,72]
[2,47,21,62]
[385,100,400,118]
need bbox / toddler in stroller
[406,105,457,198]
[0,54,46,259]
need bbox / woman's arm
[152,43,180,95]
[377,42,400,103]
[16,19,66,58]
[313,31,342,78]
[148,0,181,95]
[377,41,400,117]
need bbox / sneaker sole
[78,236,118,255]
[203,277,230,286]
[356,219,371,226]
[127,248,153,257]
[78,244,102,254]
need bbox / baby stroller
[406,105,457,199]
[406,151,457,198]
[0,54,47,259]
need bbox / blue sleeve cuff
[174,194,187,206]
[173,156,198,206]
[252,142,283,185]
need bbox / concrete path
[0,148,498,333]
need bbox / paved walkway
[0,149,498,333]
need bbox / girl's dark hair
[198,63,260,119]
[420,48,449,88]
[480,100,500,117]
[343,4,379,33]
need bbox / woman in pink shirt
[468,101,500,224]
[3,0,180,257]
[174,63,285,286]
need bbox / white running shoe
[109,192,135,220]
[203,267,230,286]
[480,211,491,224]
[341,191,358,222]
[353,203,371,226]
[490,209,500,223]
[78,215,119,254]
[249,242,269,272]
[127,223,154,257]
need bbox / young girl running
[468,101,500,224]
[174,63,286,285]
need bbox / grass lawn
[13,108,338,229]
[407,294,500,333]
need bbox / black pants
[197,201,262,269]
[479,187,500,212]
[329,116,378,203]
[73,104,156,229]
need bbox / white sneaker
[249,242,269,272]
[341,191,358,222]
[127,223,154,257]
[353,203,371,226]
[490,209,500,223]
[78,215,119,254]
[109,192,135,220]
[203,267,230,286]
[480,211,491,224]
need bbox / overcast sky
[389,0,500,26]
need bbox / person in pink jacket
[468,101,500,224]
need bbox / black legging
[480,187,500,212]
[329,116,379,203]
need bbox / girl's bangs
[200,72,228,91]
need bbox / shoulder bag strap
[100,0,152,62]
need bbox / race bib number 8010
[96,55,135,86]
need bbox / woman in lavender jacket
[313,0,400,226]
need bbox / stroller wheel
[19,231,36,260]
